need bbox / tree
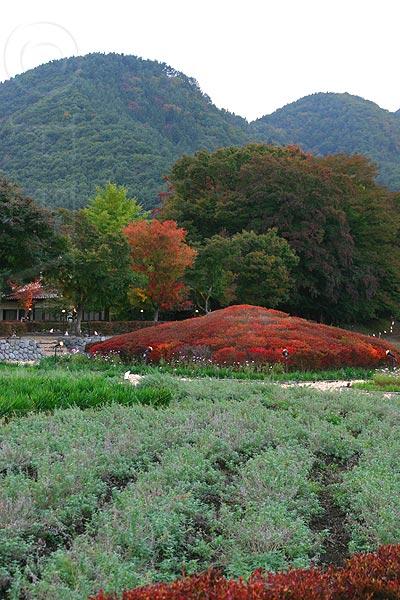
[54,211,134,334]
[0,176,64,294]
[186,230,298,313]
[227,230,298,307]
[163,144,400,323]
[124,220,197,321]
[83,182,148,235]
[185,235,235,313]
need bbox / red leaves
[123,220,196,312]
[89,304,398,370]
[90,545,400,599]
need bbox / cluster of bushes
[92,544,400,599]
[0,374,397,597]
[0,320,162,337]
[89,305,398,370]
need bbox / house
[0,283,105,322]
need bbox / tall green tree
[185,235,235,313]
[163,144,400,322]
[186,230,298,312]
[227,230,298,308]
[83,182,148,235]
[54,211,134,333]
[0,176,64,294]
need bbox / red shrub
[91,544,400,600]
[88,305,398,370]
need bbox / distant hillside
[1,55,400,209]
[0,53,250,209]
[251,93,400,190]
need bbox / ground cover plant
[37,353,374,383]
[92,544,400,599]
[353,370,400,392]
[0,366,171,417]
[88,304,399,370]
[0,369,400,598]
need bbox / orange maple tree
[124,220,196,320]
[9,279,43,314]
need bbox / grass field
[0,359,399,598]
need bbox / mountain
[0,53,250,209]
[251,92,400,190]
[1,54,400,209]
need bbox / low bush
[88,305,398,370]
[91,544,400,599]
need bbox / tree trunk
[75,304,83,335]
[153,307,159,322]
[205,297,210,314]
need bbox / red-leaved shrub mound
[91,544,400,600]
[88,305,399,370]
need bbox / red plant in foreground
[91,544,400,599]
[88,304,399,370]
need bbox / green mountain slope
[0,53,250,208]
[1,55,400,209]
[251,92,400,190]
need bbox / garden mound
[88,305,399,370]
[92,544,400,600]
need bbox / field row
[0,369,399,598]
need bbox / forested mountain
[252,93,400,190]
[1,53,400,209]
[0,53,250,208]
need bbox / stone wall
[0,338,43,362]
[62,335,109,353]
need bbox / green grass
[353,372,400,392]
[0,366,399,598]
[0,367,171,417]
[37,354,373,382]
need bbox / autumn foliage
[124,220,196,317]
[91,544,400,600]
[88,304,398,369]
[8,279,44,311]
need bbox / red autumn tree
[9,279,43,315]
[124,220,196,321]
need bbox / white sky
[1,0,399,120]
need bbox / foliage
[252,91,400,191]
[88,304,399,370]
[91,544,400,599]
[353,371,400,392]
[0,176,64,293]
[186,231,298,312]
[0,373,398,597]
[8,279,44,312]
[83,183,148,235]
[124,220,197,320]
[52,210,134,332]
[2,57,400,211]
[0,367,171,417]
[163,144,400,322]
[37,353,373,383]
[0,53,249,209]
[185,235,235,313]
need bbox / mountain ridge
[0,52,399,208]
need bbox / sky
[1,0,399,120]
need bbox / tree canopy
[163,144,400,322]
[0,176,64,294]
[124,219,197,320]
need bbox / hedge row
[0,320,160,336]
[92,544,400,599]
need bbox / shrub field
[0,362,400,598]
[88,304,399,370]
